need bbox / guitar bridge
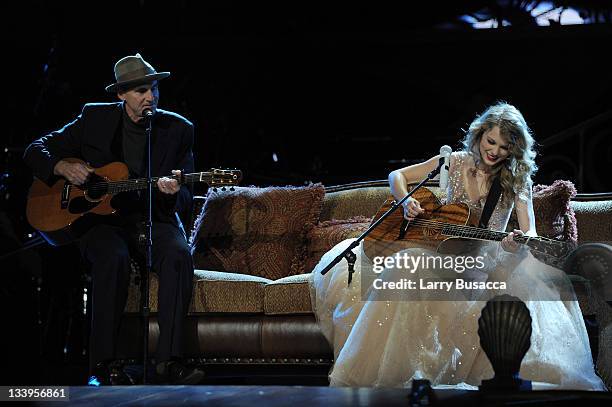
[61,182,71,209]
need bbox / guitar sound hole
[85,174,108,201]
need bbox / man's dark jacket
[23,102,195,225]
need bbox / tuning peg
[221,187,227,191]
[229,187,235,191]
[212,187,218,192]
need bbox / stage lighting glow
[460,1,586,29]
[87,376,101,387]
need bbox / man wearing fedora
[24,54,204,385]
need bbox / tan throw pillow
[300,216,372,274]
[190,184,324,280]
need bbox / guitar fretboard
[85,172,221,194]
[108,173,211,193]
[441,223,507,242]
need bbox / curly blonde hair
[460,102,538,206]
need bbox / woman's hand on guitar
[157,170,181,195]
[501,229,523,253]
[402,197,424,220]
[53,160,94,185]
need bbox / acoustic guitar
[363,187,573,262]
[26,158,242,246]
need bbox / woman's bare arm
[388,154,440,219]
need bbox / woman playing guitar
[311,102,605,390]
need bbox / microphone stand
[319,157,445,285]
[142,110,154,384]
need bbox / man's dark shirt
[121,109,147,177]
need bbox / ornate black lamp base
[478,294,533,392]
[480,376,532,392]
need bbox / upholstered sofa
[115,180,612,386]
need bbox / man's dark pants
[79,219,193,372]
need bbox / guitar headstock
[526,238,575,260]
[208,168,243,187]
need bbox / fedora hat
[105,53,170,93]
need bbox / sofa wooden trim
[324,179,612,201]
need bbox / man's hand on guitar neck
[53,159,95,185]
[157,170,181,195]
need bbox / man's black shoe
[88,361,136,386]
[155,360,204,385]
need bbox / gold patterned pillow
[190,184,324,280]
[299,216,372,274]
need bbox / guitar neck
[441,223,549,245]
[442,223,507,242]
[437,221,569,258]
[105,172,210,194]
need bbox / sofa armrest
[186,195,207,240]
[564,243,612,305]
[563,243,612,390]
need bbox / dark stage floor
[32,385,612,406]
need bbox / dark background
[1,0,612,384]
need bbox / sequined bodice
[446,151,513,232]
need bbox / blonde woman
[311,102,605,390]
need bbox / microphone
[439,145,452,190]
[142,108,154,119]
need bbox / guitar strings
[386,195,567,247]
[386,217,566,246]
[382,218,568,257]
[397,218,505,240]
[84,173,213,193]
[404,218,563,245]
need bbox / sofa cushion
[125,270,271,314]
[126,270,317,315]
[264,273,314,315]
[191,270,271,313]
[300,216,373,274]
[190,184,325,280]
[320,187,389,222]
